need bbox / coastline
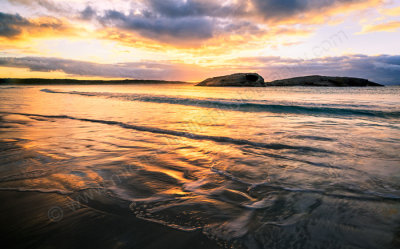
[0,79,189,85]
[0,189,221,249]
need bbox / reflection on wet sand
[1,85,400,249]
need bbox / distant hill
[0,78,188,85]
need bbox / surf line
[40,89,400,119]
[1,111,329,153]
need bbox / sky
[0,0,399,84]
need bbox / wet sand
[0,190,222,249]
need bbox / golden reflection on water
[1,85,400,248]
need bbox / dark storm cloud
[100,10,214,40]
[95,1,258,41]
[143,0,363,20]
[0,12,30,37]
[251,0,361,20]
[145,0,246,18]
[252,0,311,17]
[93,0,366,42]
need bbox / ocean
[0,84,399,249]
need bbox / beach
[1,84,400,249]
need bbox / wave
[0,86,18,89]
[0,187,73,195]
[0,111,329,153]
[0,169,54,183]
[211,167,400,202]
[41,89,400,119]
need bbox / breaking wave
[41,89,400,119]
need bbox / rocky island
[196,73,266,86]
[266,75,383,87]
[196,73,383,87]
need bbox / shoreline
[0,78,189,85]
[0,190,222,249]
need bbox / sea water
[0,84,399,248]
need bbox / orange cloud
[26,16,80,37]
[97,25,311,62]
[0,13,88,57]
[381,6,400,16]
[359,21,400,34]
[0,13,83,42]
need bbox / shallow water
[1,84,400,248]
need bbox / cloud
[145,0,247,18]
[381,6,400,16]
[359,21,400,34]
[95,1,312,46]
[3,0,383,46]
[1,54,399,84]
[90,0,380,46]
[0,12,72,39]
[0,56,192,80]
[234,54,400,85]
[0,12,85,42]
[100,10,214,41]
[141,0,378,24]
[80,6,96,20]
[0,12,30,37]
[3,0,381,48]
[143,0,370,22]
[252,0,310,19]
[7,0,65,13]
[251,0,360,20]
